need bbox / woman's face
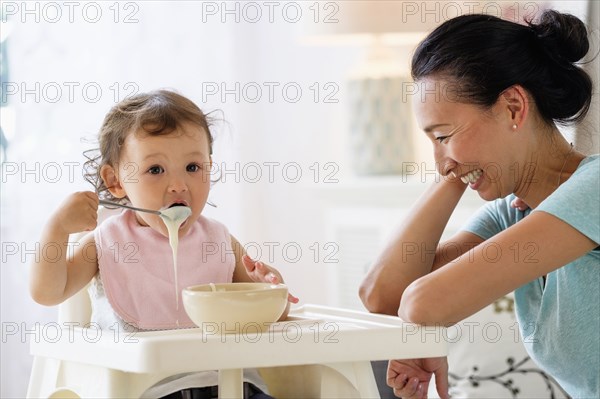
[412,78,518,201]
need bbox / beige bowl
[182,283,288,334]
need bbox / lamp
[301,1,439,175]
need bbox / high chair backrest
[57,207,122,326]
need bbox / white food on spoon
[159,205,192,317]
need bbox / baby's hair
[84,89,216,203]
[411,10,593,126]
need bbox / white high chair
[27,210,447,399]
[26,289,386,398]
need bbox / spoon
[159,205,192,223]
[99,200,162,215]
[99,200,192,221]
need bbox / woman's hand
[48,191,99,235]
[242,254,299,303]
[510,197,530,211]
[387,357,450,399]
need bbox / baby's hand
[242,255,299,303]
[49,191,99,235]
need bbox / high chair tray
[30,304,447,374]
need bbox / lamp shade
[301,1,440,46]
[300,1,447,175]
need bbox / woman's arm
[400,211,598,325]
[359,177,470,315]
[29,192,99,306]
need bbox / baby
[30,89,298,398]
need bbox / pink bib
[94,210,235,330]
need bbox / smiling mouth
[460,169,483,184]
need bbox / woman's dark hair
[84,89,215,203]
[411,10,593,125]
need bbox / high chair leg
[27,357,68,398]
[218,368,244,399]
[352,361,381,398]
[321,362,380,399]
[27,355,177,398]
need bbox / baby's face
[116,123,212,238]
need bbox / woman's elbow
[398,281,453,326]
[358,281,379,312]
[398,284,428,323]
[359,280,396,315]
[398,301,432,325]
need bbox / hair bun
[531,10,589,63]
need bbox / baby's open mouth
[167,201,188,209]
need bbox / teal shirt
[462,155,600,398]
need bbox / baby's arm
[30,192,100,306]
[230,235,299,320]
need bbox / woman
[359,10,599,399]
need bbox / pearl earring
[512,124,518,130]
